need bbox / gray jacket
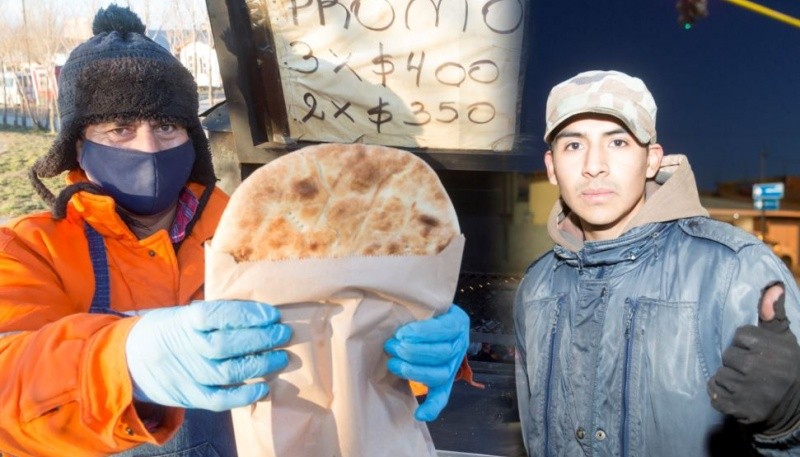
[515,155,800,456]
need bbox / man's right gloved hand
[384,304,470,421]
[125,300,291,411]
[708,283,800,435]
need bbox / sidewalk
[428,364,524,456]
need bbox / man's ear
[645,143,664,179]
[544,150,558,185]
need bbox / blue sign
[754,199,780,211]
[752,182,785,199]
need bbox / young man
[515,70,800,456]
[0,5,468,456]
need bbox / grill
[455,272,519,365]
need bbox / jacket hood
[547,154,709,252]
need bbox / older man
[0,5,468,456]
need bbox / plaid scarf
[169,188,199,243]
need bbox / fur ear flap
[92,4,146,36]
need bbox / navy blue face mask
[78,140,196,215]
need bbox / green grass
[0,126,66,217]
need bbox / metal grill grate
[455,272,520,364]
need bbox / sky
[519,0,800,191]
[1,0,208,31]
[3,0,798,191]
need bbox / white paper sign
[255,0,526,150]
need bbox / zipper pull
[624,298,635,339]
[550,303,561,335]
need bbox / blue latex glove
[384,304,470,421]
[125,300,291,411]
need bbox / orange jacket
[0,172,228,457]
[0,172,477,457]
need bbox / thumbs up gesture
[708,282,800,435]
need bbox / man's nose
[582,144,608,177]
[131,127,160,153]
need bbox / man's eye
[611,139,628,147]
[158,124,177,133]
[563,142,581,151]
[110,127,131,136]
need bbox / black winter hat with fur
[30,4,216,229]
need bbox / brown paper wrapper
[205,235,465,457]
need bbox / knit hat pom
[92,4,146,36]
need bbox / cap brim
[544,107,651,145]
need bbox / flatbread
[212,143,459,261]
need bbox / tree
[0,20,17,126]
[0,0,221,130]
[12,0,69,131]
[164,0,218,108]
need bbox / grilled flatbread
[212,143,459,261]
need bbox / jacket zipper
[621,299,638,457]
[544,301,562,456]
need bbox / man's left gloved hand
[384,304,470,422]
[708,283,800,435]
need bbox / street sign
[754,199,780,211]
[752,182,785,199]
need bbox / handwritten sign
[255,0,526,151]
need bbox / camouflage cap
[544,70,657,145]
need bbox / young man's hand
[384,304,470,421]
[708,283,800,435]
[125,300,291,411]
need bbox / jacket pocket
[623,298,717,456]
[19,339,81,423]
[517,295,562,456]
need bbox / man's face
[80,120,189,153]
[544,116,663,241]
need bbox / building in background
[524,172,800,273]
[178,39,221,89]
[708,176,800,271]
[1,71,22,106]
